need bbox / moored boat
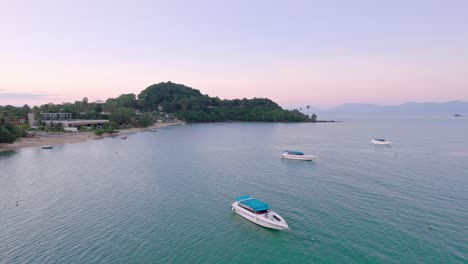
[120,136,127,140]
[231,195,288,230]
[41,146,53,149]
[371,138,391,145]
[281,151,316,161]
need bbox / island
[1,81,331,145]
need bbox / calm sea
[1,115,467,263]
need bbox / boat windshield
[286,151,304,155]
[374,139,385,141]
[238,203,255,213]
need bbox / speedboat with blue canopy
[281,150,316,161]
[231,195,288,230]
[371,138,392,145]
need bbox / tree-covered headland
[137,82,314,122]
[0,82,318,143]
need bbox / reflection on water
[0,150,16,158]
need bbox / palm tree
[307,105,310,117]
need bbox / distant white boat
[231,195,288,230]
[371,138,392,145]
[281,151,316,161]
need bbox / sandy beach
[0,121,185,152]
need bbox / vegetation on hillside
[137,82,314,122]
[1,82,318,143]
[0,105,29,143]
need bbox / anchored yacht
[371,138,391,145]
[281,151,316,161]
[231,195,288,230]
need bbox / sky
[0,0,467,108]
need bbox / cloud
[0,92,49,99]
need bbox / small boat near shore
[371,138,391,145]
[281,151,316,161]
[120,136,127,140]
[42,146,53,149]
[231,195,288,230]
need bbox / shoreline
[0,121,185,152]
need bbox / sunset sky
[1,0,467,108]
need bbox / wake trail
[285,229,316,242]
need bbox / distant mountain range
[324,101,468,113]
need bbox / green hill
[137,82,313,122]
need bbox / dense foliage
[94,123,119,136]
[137,82,314,122]
[36,97,109,120]
[0,122,26,143]
[0,105,29,143]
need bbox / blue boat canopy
[241,199,269,212]
[374,138,386,141]
[235,196,269,212]
[286,151,304,155]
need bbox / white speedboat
[371,138,391,145]
[231,195,288,230]
[281,151,316,161]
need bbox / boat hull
[281,154,316,161]
[231,202,288,230]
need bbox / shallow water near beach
[1,115,467,263]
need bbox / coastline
[0,121,185,152]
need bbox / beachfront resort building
[40,112,72,121]
[31,112,110,132]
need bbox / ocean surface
[1,115,467,263]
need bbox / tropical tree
[311,113,317,122]
[110,107,135,126]
[82,97,89,113]
[22,104,31,114]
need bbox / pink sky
[1,54,467,108]
[1,1,467,108]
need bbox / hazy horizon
[2,85,468,113]
[1,82,468,110]
[1,0,467,107]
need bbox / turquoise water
[1,116,467,263]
